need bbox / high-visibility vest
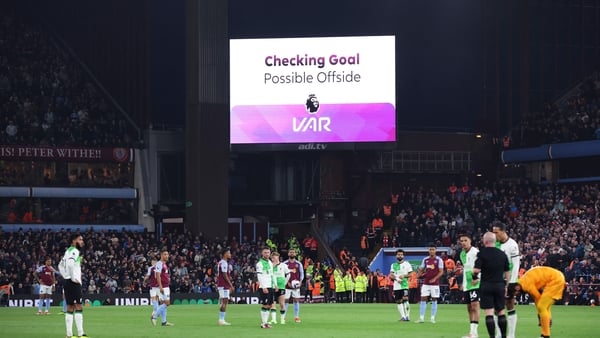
[377,275,386,288]
[307,279,314,291]
[303,257,311,270]
[312,281,321,296]
[340,250,349,264]
[306,264,314,277]
[408,272,418,288]
[344,275,354,291]
[354,275,367,292]
[335,275,346,292]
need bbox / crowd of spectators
[0,197,137,225]
[1,176,600,306]
[364,180,600,304]
[0,162,133,187]
[509,76,600,148]
[0,11,138,148]
[0,161,136,225]
[0,229,265,300]
[0,226,344,306]
[3,176,597,306]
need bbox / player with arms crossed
[390,249,413,322]
[283,248,304,323]
[416,244,444,323]
[459,234,481,338]
[492,221,520,338]
[217,248,235,326]
[270,252,290,324]
[34,257,56,315]
[152,249,174,326]
[59,234,89,338]
[256,246,276,329]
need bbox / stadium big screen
[230,36,396,151]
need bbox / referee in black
[472,232,510,338]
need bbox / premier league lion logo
[305,94,320,114]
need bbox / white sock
[470,322,479,335]
[404,301,410,318]
[74,312,84,336]
[65,312,73,336]
[271,310,276,321]
[508,312,517,337]
[397,303,406,318]
[261,309,269,324]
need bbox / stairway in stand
[333,224,365,259]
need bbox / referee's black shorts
[63,280,83,306]
[479,283,505,312]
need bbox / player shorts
[63,280,82,306]
[393,289,409,301]
[274,289,286,299]
[420,284,440,298]
[149,287,159,298]
[464,289,480,303]
[258,288,274,306]
[480,283,505,311]
[505,283,517,300]
[285,288,301,299]
[39,284,53,295]
[158,287,171,302]
[218,287,230,299]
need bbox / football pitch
[0,303,595,338]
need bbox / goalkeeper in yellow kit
[514,266,566,338]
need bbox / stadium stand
[509,76,600,148]
[1,4,599,308]
[0,12,138,147]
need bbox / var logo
[293,94,331,132]
[292,116,331,132]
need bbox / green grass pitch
[0,303,596,337]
